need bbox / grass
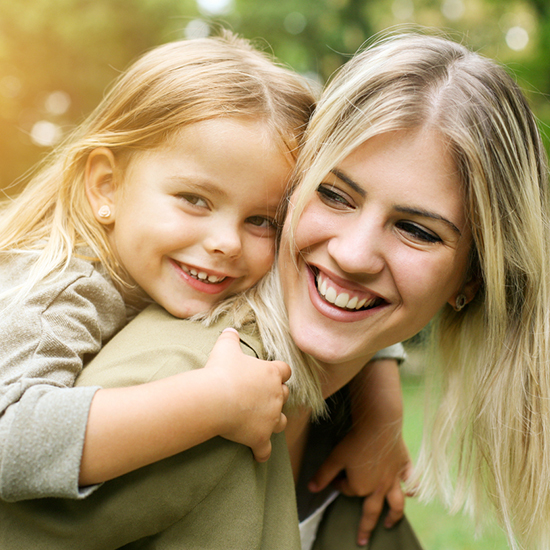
[401,374,510,549]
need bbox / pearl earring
[98,205,111,218]
[454,294,467,312]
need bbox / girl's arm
[308,358,412,547]
[0,257,288,500]
[79,328,290,486]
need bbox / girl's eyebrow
[330,168,462,236]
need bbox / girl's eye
[247,216,275,228]
[246,216,278,235]
[396,221,442,244]
[179,194,208,208]
[316,184,353,209]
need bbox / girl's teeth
[183,265,225,284]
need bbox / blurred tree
[0,0,548,194]
[0,0,198,193]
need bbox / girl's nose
[204,226,242,259]
[326,216,385,275]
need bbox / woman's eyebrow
[330,168,366,197]
[331,168,462,235]
[395,206,462,235]
[331,169,462,236]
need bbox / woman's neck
[285,355,373,482]
[285,407,311,483]
[318,355,373,400]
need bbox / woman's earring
[454,294,467,312]
[98,205,111,219]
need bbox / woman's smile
[309,264,387,319]
[280,127,473,370]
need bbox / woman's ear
[448,275,481,311]
[85,148,118,225]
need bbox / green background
[2,1,547,547]
[402,370,509,549]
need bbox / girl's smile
[88,117,294,318]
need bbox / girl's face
[279,128,473,377]
[93,117,293,318]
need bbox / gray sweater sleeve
[371,343,407,364]
[0,255,127,501]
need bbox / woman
[1,32,547,550]
[277,31,549,549]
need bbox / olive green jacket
[0,304,422,550]
[0,304,301,549]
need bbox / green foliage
[402,376,510,549]
[0,0,548,192]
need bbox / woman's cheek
[294,204,335,250]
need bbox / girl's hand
[204,328,291,462]
[307,358,413,546]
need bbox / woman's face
[279,128,473,374]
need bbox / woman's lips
[315,269,382,310]
[305,265,386,322]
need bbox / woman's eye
[316,184,352,208]
[179,194,208,208]
[396,221,442,244]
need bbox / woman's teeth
[184,266,226,284]
[317,275,377,311]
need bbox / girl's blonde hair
[284,31,550,549]
[0,30,316,300]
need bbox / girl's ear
[448,275,481,311]
[85,148,118,225]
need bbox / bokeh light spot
[185,19,210,39]
[30,121,62,147]
[196,0,233,16]
[441,0,465,21]
[284,12,307,35]
[45,91,71,116]
[392,0,414,20]
[506,26,529,51]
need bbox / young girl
[0,31,314,501]
[0,28,407,533]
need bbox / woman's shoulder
[76,303,265,389]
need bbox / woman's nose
[204,225,242,259]
[326,216,385,275]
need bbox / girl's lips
[169,259,236,295]
[305,265,387,322]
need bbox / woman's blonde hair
[0,30,315,301]
[284,31,550,549]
